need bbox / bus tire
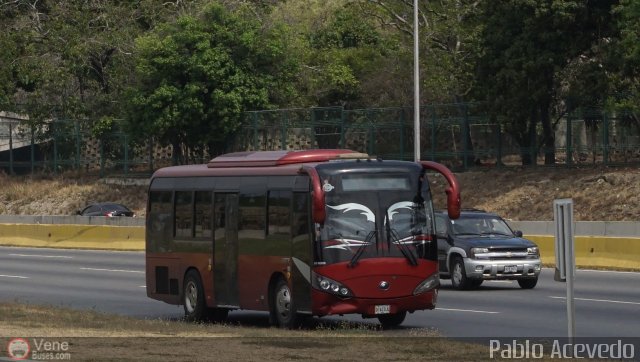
[377,311,407,329]
[183,270,206,322]
[207,308,229,323]
[271,278,297,329]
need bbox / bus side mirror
[420,161,461,219]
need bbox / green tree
[473,0,617,165]
[127,3,298,162]
[608,0,640,129]
[267,0,399,108]
[360,0,482,103]
[0,0,205,124]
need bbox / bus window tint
[194,191,213,238]
[342,174,411,191]
[175,191,193,238]
[214,194,226,241]
[292,192,309,240]
[239,193,266,240]
[148,191,172,250]
[268,191,291,236]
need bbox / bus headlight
[413,274,440,295]
[312,272,353,298]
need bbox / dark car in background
[435,209,541,290]
[77,203,135,217]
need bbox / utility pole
[413,0,421,162]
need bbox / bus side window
[148,190,172,251]
[194,191,213,238]
[174,191,194,238]
[239,192,266,240]
[268,191,292,236]
[214,194,226,241]
[292,192,309,239]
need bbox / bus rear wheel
[377,311,407,329]
[208,308,229,323]
[271,278,298,329]
[183,270,206,322]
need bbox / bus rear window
[341,174,410,191]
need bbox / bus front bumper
[311,288,438,317]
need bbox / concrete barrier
[508,221,640,270]
[0,223,144,250]
[528,235,640,270]
[0,215,145,227]
[510,220,640,237]
[0,217,638,270]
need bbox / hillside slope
[430,166,640,221]
[1,166,639,221]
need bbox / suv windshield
[450,215,513,236]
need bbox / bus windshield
[318,187,436,265]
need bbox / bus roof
[150,150,371,179]
[206,149,368,168]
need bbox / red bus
[146,149,460,328]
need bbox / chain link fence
[1,104,639,176]
[232,104,640,169]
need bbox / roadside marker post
[553,198,575,339]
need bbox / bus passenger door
[214,193,239,307]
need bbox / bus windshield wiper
[388,228,418,266]
[349,230,376,268]
[385,212,418,266]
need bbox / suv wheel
[518,278,538,289]
[450,256,470,290]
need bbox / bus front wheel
[377,311,407,329]
[271,278,298,329]
[183,270,206,322]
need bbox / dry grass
[0,172,147,217]
[0,303,496,361]
[430,165,640,221]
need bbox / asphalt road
[1,246,638,337]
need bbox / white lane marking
[436,307,499,314]
[80,267,144,274]
[550,296,640,306]
[10,253,73,259]
[578,269,640,275]
[139,285,146,288]
[0,274,29,279]
[485,280,513,283]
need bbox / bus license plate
[375,305,390,314]
[504,265,518,273]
